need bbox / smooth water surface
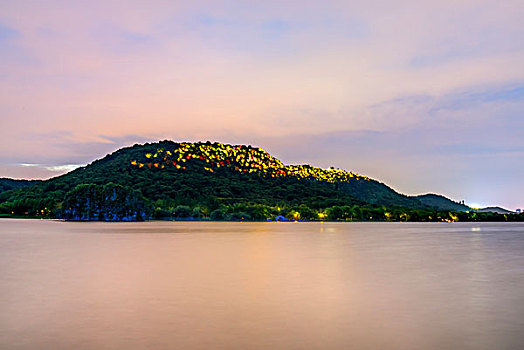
[1,219,523,350]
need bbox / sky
[0,0,523,209]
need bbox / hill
[0,178,41,194]
[1,140,522,222]
[0,141,423,217]
[476,207,513,214]
[413,194,470,211]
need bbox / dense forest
[0,141,522,222]
[0,178,41,193]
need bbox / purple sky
[1,0,523,209]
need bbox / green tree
[173,205,191,218]
[210,208,226,220]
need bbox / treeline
[0,183,148,221]
[1,183,522,222]
[154,203,524,222]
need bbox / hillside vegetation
[414,194,470,211]
[0,178,41,194]
[0,141,522,222]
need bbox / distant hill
[0,178,40,194]
[413,194,470,211]
[476,207,513,214]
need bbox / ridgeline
[0,178,41,193]
[0,141,521,222]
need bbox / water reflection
[0,220,523,350]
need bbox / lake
[1,219,523,350]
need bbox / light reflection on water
[1,220,523,350]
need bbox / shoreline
[1,216,523,223]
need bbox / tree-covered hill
[476,207,514,214]
[1,140,520,222]
[414,194,470,211]
[0,178,41,195]
[0,141,423,216]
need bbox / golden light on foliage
[130,142,369,184]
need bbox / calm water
[1,220,523,350]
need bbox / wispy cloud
[45,164,84,172]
